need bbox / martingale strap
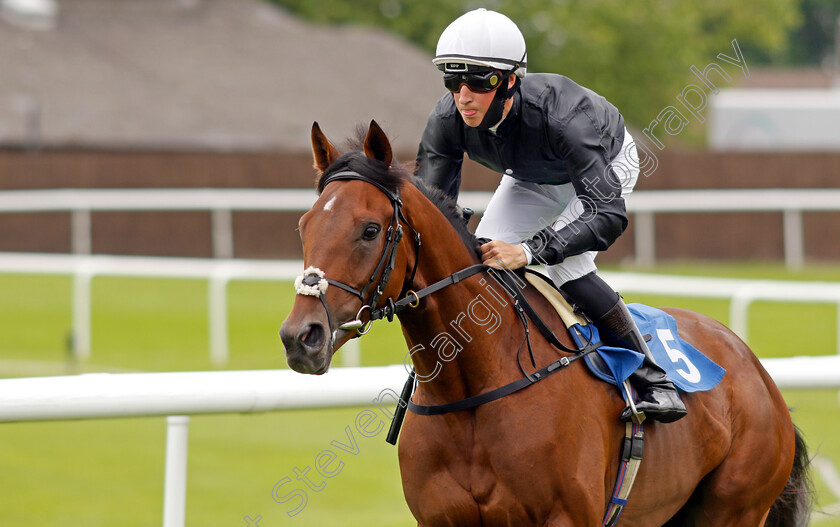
[407,341,601,415]
[396,266,598,416]
[382,264,590,442]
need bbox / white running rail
[1,188,840,267]
[1,254,839,362]
[0,253,305,364]
[600,271,840,354]
[0,359,836,527]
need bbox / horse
[279,120,811,526]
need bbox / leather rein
[294,170,601,441]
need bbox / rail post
[163,415,190,527]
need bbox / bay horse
[280,121,811,526]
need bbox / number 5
[656,328,701,384]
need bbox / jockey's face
[451,74,516,128]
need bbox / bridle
[295,168,603,430]
[294,170,421,348]
[294,169,593,357]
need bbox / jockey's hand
[480,240,528,270]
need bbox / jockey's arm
[521,111,629,266]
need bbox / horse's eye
[362,224,381,241]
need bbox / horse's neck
[398,186,522,403]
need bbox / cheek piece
[475,72,520,131]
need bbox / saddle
[524,269,726,393]
[523,270,618,382]
[523,270,587,328]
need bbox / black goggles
[443,70,504,93]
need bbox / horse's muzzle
[279,319,331,374]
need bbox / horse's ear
[311,121,340,173]
[363,120,393,167]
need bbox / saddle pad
[571,304,726,393]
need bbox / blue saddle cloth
[570,304,726,393]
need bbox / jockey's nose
[456,83,474,101]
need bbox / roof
[0,0,446,152]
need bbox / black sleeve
[523,106,628,265]
[415,103,464,201]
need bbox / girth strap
[602,406,645,527]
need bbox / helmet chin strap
[475,72,520,131]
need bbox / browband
[322,170,402,204]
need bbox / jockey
[415,8,686,423]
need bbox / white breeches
[475,128,640,286]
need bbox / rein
[294,170,599,432]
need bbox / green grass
[1,264,839,525]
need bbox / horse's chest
[413,466,536,526]
[399,391,609,525]
[402,430,559,525]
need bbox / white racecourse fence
[1,187,840,360]
[0,359,839,527]
[1,187,840,267]
[1,253,840,362]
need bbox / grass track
[0,263,838,525]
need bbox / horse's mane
[413,177,481,261]
[316,126,480,259]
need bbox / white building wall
[710,87,840,151]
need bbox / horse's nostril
[299,323,325,350]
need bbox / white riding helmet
[433,8,527,77]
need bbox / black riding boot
[596,298,687,423]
